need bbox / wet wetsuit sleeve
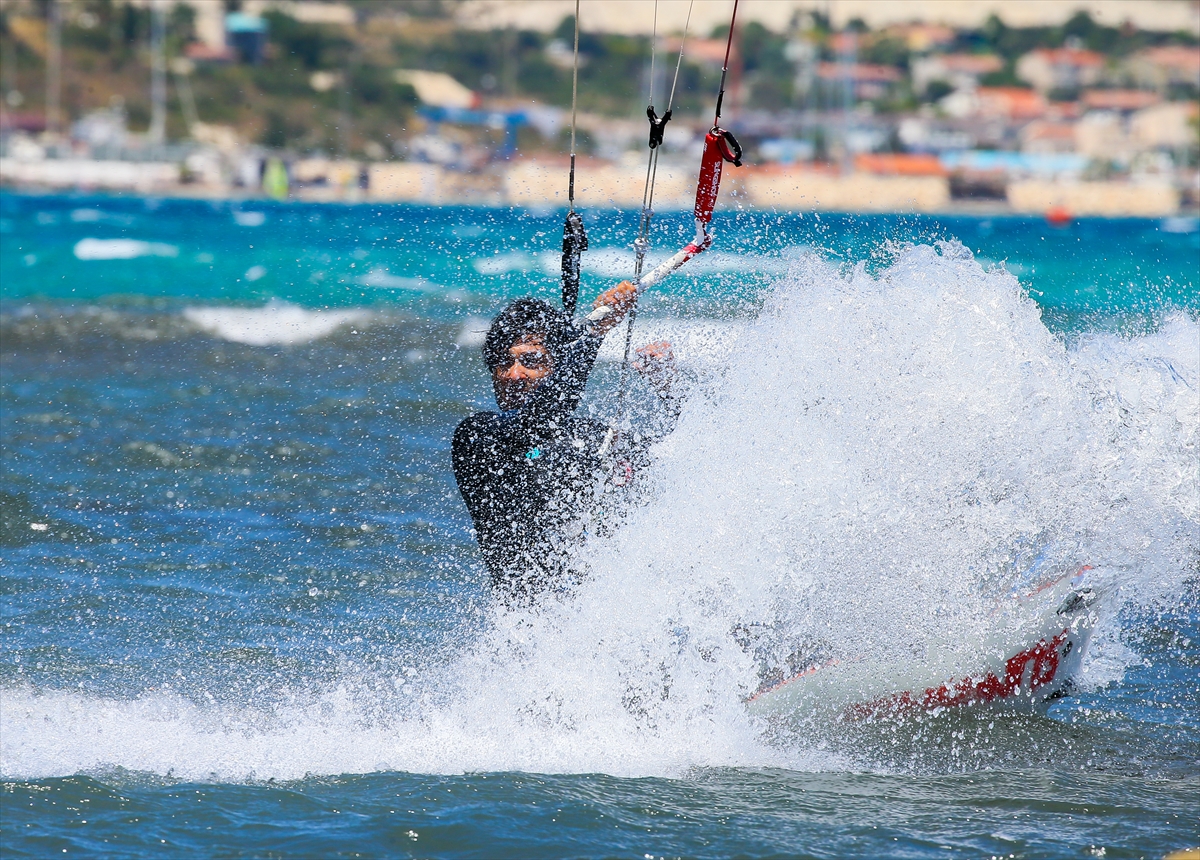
[451,412,507,562]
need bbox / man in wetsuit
[452,281,677,599]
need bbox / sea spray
[2,242,1195,783]
[431,243,1193,763]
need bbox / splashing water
[423,241,1198,774]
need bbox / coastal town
[1,0,1197,217]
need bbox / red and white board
[747,567,1101,722]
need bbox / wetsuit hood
[483,298,575,373]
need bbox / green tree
[263,10,351,70]
[923,80,953,102]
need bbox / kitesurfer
[452,281,679,601]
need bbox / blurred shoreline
[3,164,1196,219]
[3,0,1197,219]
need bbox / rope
[712,0,739,127]
[560,0,587,317]
[643,0,691,220]
[613,0,694,445]
[647,0,658,110]
[567,0,581,212]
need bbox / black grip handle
[560,210,588,316]
[646,106,672,150]
[716,129,743,167]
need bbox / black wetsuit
[453,329,675,597]
[452,331,610,597]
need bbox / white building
[911,54,1003,95]
[1016,48,1105,93]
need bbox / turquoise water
[2,193,1198,858]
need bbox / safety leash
[696,0,743,224]
[560,0,587,317]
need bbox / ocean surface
[1,192,1197,858]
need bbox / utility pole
[502,27,515,98]
[338,61,350,160]
[171,58,201,136]
[46,0,62,138]
[149,0,167,146]
[839,28,856,175]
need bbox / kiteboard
[746,566,1102,723]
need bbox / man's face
[492,334,553,411]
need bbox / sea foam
[182,300,371,346]
[73,238,179,260]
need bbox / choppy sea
[1,193,1197,858]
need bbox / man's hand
[590,280,638,336]
[633,340,676,398]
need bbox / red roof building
[816,62,902,100]
[854,153,948,176]
[1020,121,1078,154]
[659,36,729,66]
[1082,90,1161,112]
[976,87,1049,119]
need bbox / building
[941,87,1047,120]
[393,71,479,110]
[1020,120,1078,154]
[1125,46,1200,92]
[241,1,356,26]
[1016,48,1105,94]
[911,54,1003,95]
[1081,90,1162,112]
[1075,111,1132,161]
[854,153,947,176]
[658,37,730,67]
[1131,102,1200,150]
[192,1,226,53]
[815,62,903,101]
[222,13,269,64]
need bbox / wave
[594,317,743,365]
[357,266,439,292]
[0,673,828,782]
[232,211,266,227]
[182,300,372,346]
[436,243,1197,777]
[69,208,136,226]
[73,238,179,261]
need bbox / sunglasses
[498,349,552,371]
